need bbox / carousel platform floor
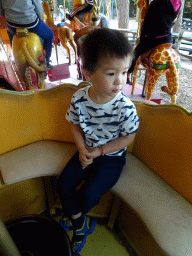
[53,216,137,256]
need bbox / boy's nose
[114,76,122,85]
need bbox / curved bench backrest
[35,84,77,142]
[0,84,78,155]
[132,102,192,204]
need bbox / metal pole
[0,37,24,91]
[142,71,147,98]
[92,0,99,26]
[63,0,66,21]
[50,0,54,21]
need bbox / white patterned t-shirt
[66,86,139,156]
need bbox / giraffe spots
[168,56,172,61]
[161,86,168,92]
[153,53,161,62]
[173,87,178,93]
[161,56,167,62]
[150,78,155,84]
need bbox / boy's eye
[123,71,128,75]
[107,72,115,76]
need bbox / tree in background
[118,0,129,28]
[130,0,137,18]
[117,0,137,28]
[173,0,185,33]
[183,0,192,18]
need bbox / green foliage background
[184,1,192,19]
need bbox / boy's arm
[88,133,136,158]
[71,123,93,167]
[102,133,136,155]
[71,123,86,153]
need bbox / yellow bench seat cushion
[112,153,192,256]
[0,141,77,186]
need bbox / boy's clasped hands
[79,147,102,169]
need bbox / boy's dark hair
[80,28,133,74]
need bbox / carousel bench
[0,84,80,186]
[0,84,192,256]
[109,101,192,256]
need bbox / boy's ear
[83,69,91,81]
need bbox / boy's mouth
[112,89,121,93]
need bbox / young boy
[58,28,139,255]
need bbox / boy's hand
[79,148,93,169]
[87,147,102,159]
[79,146,103,169]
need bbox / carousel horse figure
[12,29,47,90]
[74,26,97,79]
[42,1,77,65]
[65,0,108,33]
[0,18,47,90]
[0,17,46,91]
[0,0,53,90]
[66,0,108,79]
[130,0,181,104]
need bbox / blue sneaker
[72,216,96,253]
[59,216,73,231]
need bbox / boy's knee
[80,189,102,211]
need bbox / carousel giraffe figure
[42,1,77,65]
[131,0,181,104]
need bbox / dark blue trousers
[57,151,126,216]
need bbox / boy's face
[84,54,130,103]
